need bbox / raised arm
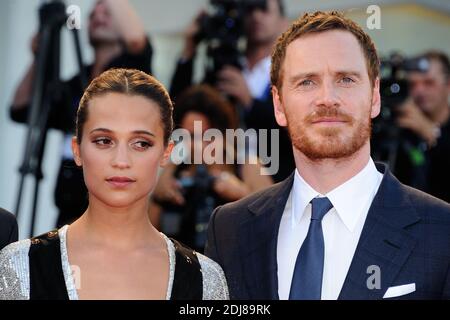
[102,0,147,53]
[11,33,39,111]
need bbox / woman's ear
[72,136,82,166]
[160,140,174,167]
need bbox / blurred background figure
[397,51,450,202]
[170,0,295,183]
[372,50,450,203]
[150,85,273,252]
[10,0,152,227]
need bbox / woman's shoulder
[0,238,32,262]
[163,235,229,300]
[195,251,229,300]
[0,238,32,269]
[0,238,32,300]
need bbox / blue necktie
[289,197,333,300]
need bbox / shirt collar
[242,56,271,73]
[292,158,382,232]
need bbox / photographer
[150,85,273,252]
[170,0,294,183]
[396,51,450,202]
[10,0,152,226]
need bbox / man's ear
[72,136,82,166]
[370,77,381,119]
[272,86,287,127]
[160,140,174,167]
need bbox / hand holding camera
[397,98,441,147]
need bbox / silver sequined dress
[0,225,229,300]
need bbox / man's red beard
[287,106,372,161]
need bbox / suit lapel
[238,173,294,299]
[338,164,421,299]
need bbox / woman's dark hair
[173,85,238,133]
[76,68,174,145]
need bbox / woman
[151,85,273,252]
[0,69,228,300]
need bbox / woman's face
[73,92,172,209]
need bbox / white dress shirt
[241,56,271,157]
[242,56,271,100]
[277,158,383,300]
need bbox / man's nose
[316,81,339,108]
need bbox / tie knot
[310,197,333,221]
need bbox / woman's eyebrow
[89,128,155,137]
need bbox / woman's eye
[133,141,153,150]
[93,138,112,146]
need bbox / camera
[196,0,269,84]
[159,164,217,252]
[371,52,430,164]
[376,53,429,125]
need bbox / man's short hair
[419,50,450,81]
[271,11,380,90]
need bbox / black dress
[0,225,229,300]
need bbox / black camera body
[197,0,268,84]
[372,53,430,164]
[159,165,218,252]
[376,53,429,126]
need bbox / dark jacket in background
[0,208,18,251]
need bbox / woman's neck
[69,197,161,250]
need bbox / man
[0,208,18,250]
[170,0,294,183]
[396,51,450,202]
[205,11,450,300]
[10,0,152,226]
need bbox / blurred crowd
[8,0,450,251]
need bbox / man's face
[408,60,450,116]
[272,30,381,161]
[88,0,120,47]
[244,0,283,45]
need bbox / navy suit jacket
[0,208,18,251]
[205,163,450,299]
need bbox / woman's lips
[106,177,136,188]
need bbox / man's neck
[294,142,372,195]
[245,41,273,70]
[92,42,122,78]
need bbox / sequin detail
[59,225,78,300]
[161,233,176,300]
[197,253,230,300]
[0,240,31,300]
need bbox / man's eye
[341,77,355,84]
[300,79,314,86]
